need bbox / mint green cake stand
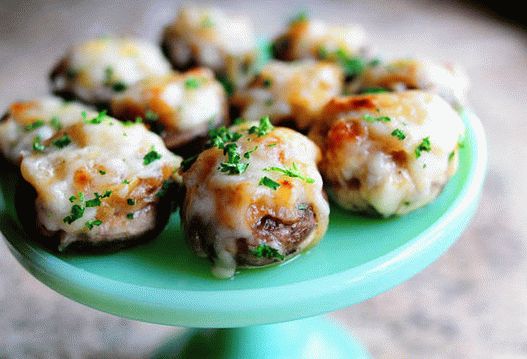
[0,111,486,358]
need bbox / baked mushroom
[272,13,367,64]
[161,6,258,89]
[349,58,469,108]
[19,111,182,251]
[0,96,93,165]
[110,68,228,152]
[180,117,329,278]
[50,37,172,106]
[309,91,465,217]
[232,60,344,130]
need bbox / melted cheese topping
[20,116,181,249]
[233,61,344,129]
[351,59,469,107]
[110,68,227,148]
[0,97,94,164]
[51,37,171,104]
[181,124,329,278]
[162,6,257,73]
[274,19,367,61]
[309,91,465,217]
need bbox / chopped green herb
[112,82,127,92]
[233,117,246,125]
[248,116,274,137]
[98,170,107,175]
[219,143,249,175]
[83,111,107,125]
[259,176,281,190]
[181,155,198,171]
[267,143,277,148]
[262,78,272,88]
[184,77,201,89]
[289,10,309,25]
[448,151,455,161]
[126,213,134,220]
[251,243,285,260]
[218,74,235,97]
[264,163,315,183]
[143,149,161,165]
[63,204,85,224]
[208,126,242,149]
[335,49,365,77]
[317,46,329,59]
[360,87,388,94]
[69,192,84,203]
[32,136,45,152]
[156,180,171,198]
[363,114,391,123]
[85,191,112,208]
[243,146,258,159]
[391,129,406,140]
[415,137,432,158]
[52,134,71,148]
[145,110,159,122]
[85,219,102,230]
[122,179,130,185]
[24,120,45,132]
[127,198,135,206]
[50,116,62,130]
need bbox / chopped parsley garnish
[259,176,281,190]
[98,170,106,175]
[415,137,432,158]
[143,148,162,165]
[32,136,45,152]
[52,134,71,148]
[156,180,171,198]
[391,129,406,140]
[248,116,274,137]
[360,87,388,94]
[264,163,315,183]
[219,143,249,175]
[184,77,202,89]
[251,243,285,260]
[63,204,85,224]
[127,198,135,206]
[233,117,246,125]
[50,116,62,130]
[289,10,309,25]
[181,155,198,171]
[112,82,127,92]
[335,49,365,77]
[122,179,130,185]
[69,192,84,203]
[201,15,214,28]
[208,126,242,149]
[24,120,45,132]
[267,143,277,148]
[262,78,272,88]
[83,110,107,125]
[363,114,391,123]
[145,110,159,122]
[218,74,235,97]
[85,219,102,230]
[126,213,134,220]
[85,191,112,208]
[243,146,258,159]
[103,66,127,92]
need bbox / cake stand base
[151,316,370,359]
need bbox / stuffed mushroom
[161,6,258,89]
[50,37,172,106]
[350,58,469,108]
[0,96,93,165]
[180,117,329,278]
[19,111,182,251]
[232,60,344,130]
[309,91,465,217]
[110,68,228,151]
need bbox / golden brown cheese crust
[180,123,329,278]
[20,115,182,250]
[111,68,228,150]
[232,60,344,130]
[309,91,465,217]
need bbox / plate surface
[0,111,486,328]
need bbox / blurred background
[0,0,525,358]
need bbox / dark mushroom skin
[19,112,181,251]
[180,122,329,278]
[50,37,171,107]
[309,91,465,217]
[110,68,229,153]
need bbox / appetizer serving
[50,37,172,105]
[162,6,258,89]
[110,67,228,151]
[19,111,181,250]
[232,60,343,130]
[180,117,329,278]
[0,97,94,165]
[309,91,465,217]
[350,58,469,108]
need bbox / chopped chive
[391,129,406,140]
[24,120,45,132]
[259,176,281,190]
[52,134,71,148]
